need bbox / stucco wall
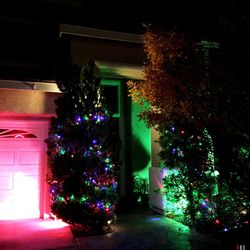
[151,128,161,168]
[0,88,59,115]
[131,102,151,179]
[71,37,145,66]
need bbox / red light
[215,219,220,224]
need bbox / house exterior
[0,23,152,220]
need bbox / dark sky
[0,0,249,80]
[1,0,249,35]
[1,0,249,49]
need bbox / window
[0,129,37,138]
[101,79,121,118]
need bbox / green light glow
[57,196,65,203]
[80,196,87,203]
[101,79,121,118]
[131,102,151,179]
[60,149,66,155]
[160,126,220,226]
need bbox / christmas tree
[45,59,119,233]
[160,123,249,232]
[159,122,219,229]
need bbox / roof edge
[0,79,60,93]
[59,23,143,44]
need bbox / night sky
[1,0,249,34]
[0,0,249,80]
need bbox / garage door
[0,121,47,220]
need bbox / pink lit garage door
[0,122,47,220]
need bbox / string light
[45,61,121,233]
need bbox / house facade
[0,24,152,219]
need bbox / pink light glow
[0,172,40,220]
[15,134,24,138]
[39,219,69,229]
[0,137,43,220]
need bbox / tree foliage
[128,26,208,129]
[128,25,250,232]
[45,59,119,234]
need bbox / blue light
[149,217,161,221]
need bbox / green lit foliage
[160,123,218,227]
[128,25,250,233]
[158,116,249,232]
[45,59,119,233]
[132,175,150,207]
[132,175,149,195]
[213,182,249,230]
[231,145,250,196]
[161,168,188,222]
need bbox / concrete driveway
[0,210,234,250]
[0,218,78,250]
[77,210,229,250]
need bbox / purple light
[75,115,82,122]
[171,126,175,132]
[172,148,176,154]
[92,139,97,144]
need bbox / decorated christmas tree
[159,121,219,229]
[45,59,119,233]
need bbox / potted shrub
[132,175,150,208]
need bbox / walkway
[0,209,244,249]
[77,210,229,250]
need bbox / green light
[137,196,142,203]
[131,101,151,180]
[80,196,87,203]
[105,158,110,163]
[105,202,111,208]
[213,170,219,176]
[57,196,65,202]
[60,149,66,155]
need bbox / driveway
[77,210,229,250]
[0,219,77,250]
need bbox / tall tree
[45,59,119,233]
[128,26,207,128]
[128,25,250,231]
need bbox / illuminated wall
[131,102,151,179]
[0,82,152,199]
[0,89,58,115]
